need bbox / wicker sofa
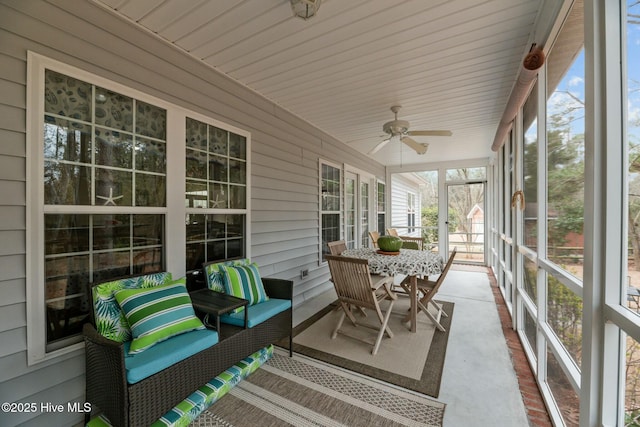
[83,268,292,427]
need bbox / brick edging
[486,268,554,427]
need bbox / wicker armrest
[83,323,124,349]
[83,323,128,427]
[262,277,293,300]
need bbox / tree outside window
[42,70,167,350]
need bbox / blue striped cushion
[114,279,205,354]
[221,263,269,312]
[204,259,251,293]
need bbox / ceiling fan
[369,105,452,155]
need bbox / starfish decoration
[210,194,225,208]
[97,187,124,206]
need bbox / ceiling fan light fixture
[290,0,321,20]
[374,105,450,155]
[382,119,410,135]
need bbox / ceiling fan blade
[407,130,452,137]
[401,136,429,155]
[368,138,390,155]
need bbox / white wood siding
[390,174,422,237]
[0,1,384,425]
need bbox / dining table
[341,248,444,332]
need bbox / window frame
[377,180,386,235]
[344,164,375,248]
[26,52,251,364]
[319,159,342,263]
[407,191,417,234]
[184,115,251,270]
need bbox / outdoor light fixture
[290,0,321,20]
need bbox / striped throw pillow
[114,279,205,354]
[92,271,173,342]
[221,263,269,311]
[204,259,251,293]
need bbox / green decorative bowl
[377,235,403,252]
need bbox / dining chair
[325,255,397,355]
[327,239,384,317]
[368,230,380,248]
[327,239,356,314]
[387,228,424,250]
[415,248,457,332]
[327,240,347,255]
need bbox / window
[407,192,416,234]
[417,171,438,247]
[625,2,640,424]
[377,181,386,234]
[541,16,585,423]
[42,69,167,352]
[28,54,250,362]
[523,81,539,251]
[185,118,247,270]
[546,46,585,280]
[446,167,486,181]
[320,162,341,261]
[345,175,356,249]
[547,345,580,426]
[521,86,539,307]
[627,0,640,321]
[360,181,370,247]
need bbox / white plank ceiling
[93,0,543,166]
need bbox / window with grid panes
[321,162,341,261]
[185,118,247,270]
[42,69,167,350]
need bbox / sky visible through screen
[523,1,640,161]
[629,1,640,149]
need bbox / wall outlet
[300,269,309,279]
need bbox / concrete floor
[292,268,529,427]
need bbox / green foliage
[549,202,584,247]
[523,263,537,299]
[421,206,456,243]
[547,274,583,363]
[625,409,640,427]
[546,130,585,247]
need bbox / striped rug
[193,348,445,426]
[283,298,454,398]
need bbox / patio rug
[279,296,454,398]
[193,347,445,426]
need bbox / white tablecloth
[342,248,443,277]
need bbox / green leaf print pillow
[92,272,173,342]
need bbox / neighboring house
[466,203,484,243]
[390,173,425,238]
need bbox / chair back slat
[414,248,456,333]
[325,255,376,308]
[325,255,396,355]
[368,231,380,248]
[327,240,347,255]
[434,248,457,288]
